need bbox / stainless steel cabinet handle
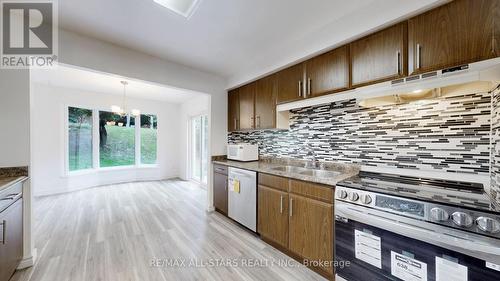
[256,116,261,128]
[289,198,293,217]
[297,81,302,97]
[416,43,421,69]
[251,117,254,128]
[1,220,5,244]
[396,51,401,74]
[233,118,237,130]
[307,78,311,96]
[280,195,283,214]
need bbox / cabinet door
[289,195,333,274]
[213,169,228,215]
[238,83,255,130]
[254,75,276,129]
[0,199,23,281]
[258,186,288,248]
[351,22,407,87]
[276,63,305,104]
[408,0,499,74]
[305,45,350,97]
[228,89,239,132]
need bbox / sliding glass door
[191,115,208,185]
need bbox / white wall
[179,96,210,181]
[0,69,30,167]
[57,29,229,210]
[0,69,35,269]
[58,29,228,156]
[31,83,181,196]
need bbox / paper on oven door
[436,257,467,281]
[391,251,427,281]
[354,230,382,269]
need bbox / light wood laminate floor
[11,179,326,281]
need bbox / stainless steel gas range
[334,172,500,281]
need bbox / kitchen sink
[298,169,340,178]
[271,166,310,174]
[270,166,340,178]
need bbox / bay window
[67,107,158,173]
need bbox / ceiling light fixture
[153,0,201,19]
[412,89,423,94]
[111,81,141,116]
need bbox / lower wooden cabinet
[257,174,334,277]
[258,185,288,248]
[288,194,333,274]
[0,198,23,281]
[213,165,228,215]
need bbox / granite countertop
[0,166,29,192]
[0,176,28,192]
[212,157,359,187]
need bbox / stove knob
[348,192,359,202]
[476,217,500,233]
[360,194,372,204]
[430,207,449,222]
[452,212,473,228]
[337,190,348,199]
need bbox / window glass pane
[140,114,158,164]
[99,111,135,167]
[68,107,93,171]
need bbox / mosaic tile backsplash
[229,91,492,175]
[490,86,500,207]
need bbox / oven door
[335,201,500,281]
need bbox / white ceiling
[31,65,204,103]
[58,0,445,88]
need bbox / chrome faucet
[304,142,320,169]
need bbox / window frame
[64,105,159,177]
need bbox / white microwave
[227,144,259,162]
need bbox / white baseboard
[206,206,215,212]
[17,248,37,269]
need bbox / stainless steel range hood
[276,57,500,129]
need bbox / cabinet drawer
[289,180,334,204]
[258,173,289,191]
[213,164,228,175]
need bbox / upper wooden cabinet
[238,83,255,130]
[408,0,499,74]
[227,76,277,131]
[254,75,277,129]
[350,22,407,87]
[495,0,500,57]
[227,89,239,132]
[305,46,350,97]
[228,0,500,126]
[276,63,305,104]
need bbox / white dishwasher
[227,167,257,232]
